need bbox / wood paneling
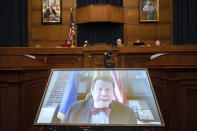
[149,69,197,131]
[126,0,138,8]
[31,11,41,25]
[0,46,197,131]
[127,24,156,39]
[29,0,75,47]
[29,0,172,47]
[89,5,109,22]
[122,54,152,68]
[159,0,170,8]
[147,54,197,68]
[0,82,7,131]
[0,69,49,131]
[109,5,124,23]
[46,55,84,68]
[184,87,197,131]
[62,0,73,8]
[159,8,171,23]
[0,55,46,69]
[125,8,139,24]
[124,0,172,45]
[31,0,41,9]
[20,75,48,131]
[76,5,124,24]
[31,25,69,41]
[156,24,171,38]
[62,10,71,24]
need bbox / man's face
[147,1,151,5]
[92,80,114,108]
[116,39,122,46]
[155,40,160,46]
[49,3,53,9]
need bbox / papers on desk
[137,109,154,121]
[23,54,36,59]
[150,53,168,60]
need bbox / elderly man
[62,76,136,124]
[116,38,124,47]
[44,3,57,21]
[143,0,155,20]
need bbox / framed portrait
[140,0,159,22]
[42,0,62,24]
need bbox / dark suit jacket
[62,98,137,124]
[44,8,57,19]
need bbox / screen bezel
[34,68,165,127]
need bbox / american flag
[69,13,75,43]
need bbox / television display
[34,69,164,126]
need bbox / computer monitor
[34,69,164,127]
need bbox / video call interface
[35,69,164,126]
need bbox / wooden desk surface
[0,45,197,55]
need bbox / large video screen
[34,69,164,126]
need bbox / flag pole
[69,8,76,47]
[69,8,73,13]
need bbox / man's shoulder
[70,99,93,109]
[112,101,132,111]
[70,100,84,107]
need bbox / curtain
[77,22,123,46]
[0,0,28,47]
[77,0,123,8]
[173,0,197,45]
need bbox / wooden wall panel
[149,69,197,131]
[0,55,46,68]
[127,24,156,38]
[76,6,91,24]
[159,0,170,8]
[29,0,75,47]
[29,0,172,47]
[62,10,71,24]
[156,24,171,38]
[123,54,152,68]
[124,0,172,46]
[0,81,20,131]
[46,55,84,68]
[184,87,197,131]
[20,76,48,131]
[31,11,41,25]
[31,0,40,9]
[62,0,73,8]
[159,8,171,23]
[0,70,49,131]
[125,8,139,24]
[125,0,138,8]
[89,5,109,22]
[109,5,124,23]
[0,83,6,131]
[31,25,69,41]
[76,5,124,24]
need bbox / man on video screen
[62,76,137,124]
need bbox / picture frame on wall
[140,0,159,22]
[42,0,62,24]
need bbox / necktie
[91,107,111,116]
